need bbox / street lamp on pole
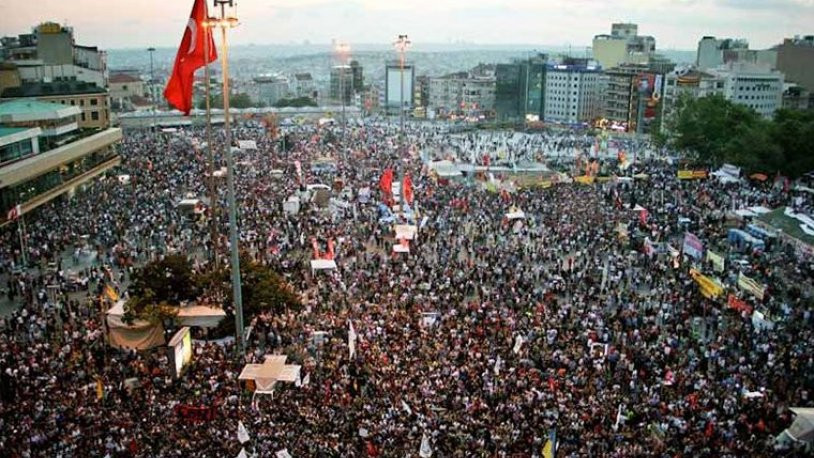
[394,34,411,134]
[147,47,157,136]
[334,41,350,155]
[203,1,245,358]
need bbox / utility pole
[205,0,244,358]
[202,16,219,267]
[334,42,350,156]
[147,47,157,136]
[394,35,411,135]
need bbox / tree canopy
[664,94,814,177]
[273,96,318,108]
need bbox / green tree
[770,109,814,177]
[197,92,261,109]
[273,96,318,108]
[669,94,762,165]
[197,253,302,337]
[128,254,197,307]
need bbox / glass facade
[495,57,546,122]
[0,148,116,216]
[0,139,34,166]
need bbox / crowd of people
[0,119,812,457]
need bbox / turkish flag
[164,0,217,115]
[379,169,393,202]
[402,174,414,205]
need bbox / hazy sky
[1,0,812,50]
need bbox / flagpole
[207,0,244,358]
[202,18,219,268]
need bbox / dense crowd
[0,120,812,457]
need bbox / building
[292,73,316,99]
[414,75,430,109]
[329,65,353,105]
[602,62,670,132]
[708,62,784,119]
[543,59,603,124]
[1,81,111,129]
[661,68,725,132]
[0,99,121,226]
[782,84,814,111]
[428,71,495,118]
[108,73,145,111]
[592,23,656,70]
[249,75,289,107]
[602,64,648,130]
[696,36,777,71]
[495,54,547,122]
[384,61,415,115]
[1,22,108,88]
[774,36,814,92]
[349,60,364,93]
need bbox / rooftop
[0,126,41,148]
[1,81,106,98]
[0,99,81,123]
[0,126,30,138]
[109,73,142,84]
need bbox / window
[122,85,128,91]
[70,100,75,105]
[81,112,86,122]
[91,111,99,121]
[91,99,98,106]
[80,100,85,106]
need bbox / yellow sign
[690,268,724,299]
[678,170,708,179]
[574,175,595,185]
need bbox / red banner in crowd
[727,294,753,315]
[174,404,217,422]
[403,174,414,205]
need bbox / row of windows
[55,97,105,107]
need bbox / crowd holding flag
[348,320,357,359]
[163,0,218,114]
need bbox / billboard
[169,327,193,378]
[386,65,414,108]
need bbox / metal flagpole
[148,47,157,137]
[17,212,28,267]
[208,0,244,357]
[202,19,219,268]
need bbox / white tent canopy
[786,407,814,443]
[311,259,337,270]
[176,305,226,328]
[105,301,165,350]
[239,354,301,394]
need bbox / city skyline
[1,0,812,51]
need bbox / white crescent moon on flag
[186,19,197,55]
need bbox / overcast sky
[1,0,812,50]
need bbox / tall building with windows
[709,62,784,119]
[329,65,353,105]
[495,54,547,122]
[1,22,108,88]
[543,59,603,124]
[774,35,814,92]
[428,71,495,118]
[592,23,656,70]
[0,99,121,226]
[696,36,777,71]
[1,80,110,129]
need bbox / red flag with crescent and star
[164,0,217,115]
